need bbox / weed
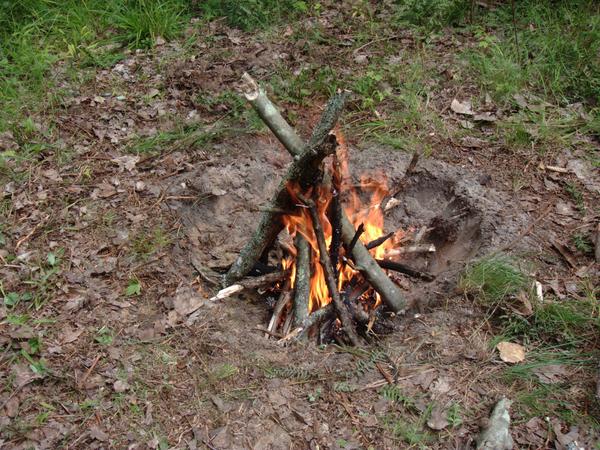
[95,326,114,345]
[468,1,600,105]
[211,363,238,381]
[572,233,593,254]
[198,0,308,31]
[394,0,469,30]
[459,254,529,305]
[446,402,463,427]
[125,279,142,297]
[127,123,225,155]
[132,226,170,259]
[113,0,187,49]
[501,297,599,346]
[564,182,585,212]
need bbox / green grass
[198,0,309,31]
[459,254,529,305]
[468,1,600,105]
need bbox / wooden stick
[347,223,365,254]
[300,195,361,346]
[224,92,348,286]
[212,271,287,307]
[375,259,435,281]
[293,234,311,326]
[341,216,406,312]
[365,232,394,250]
[240,73,304,157]
[267,284,291,335]
[297,304,334,339]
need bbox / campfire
[216,74,433,346]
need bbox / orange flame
[281,129,399,313]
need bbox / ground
[1,2,599,449]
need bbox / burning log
[341,216,406,313]
[223,87,348,287]
[292,234,311,326]
[300,194,362,346]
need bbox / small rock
[113,380,130,393]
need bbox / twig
[268,283,291,335]
[15,214,50,250]
[79,354,101,387]
[365,232,394,250]
[347,223,365,254]
[376,259,435,281]
[254,327,284,339]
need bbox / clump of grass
[198,0,308,31]
[460,254,529,305]
[113,0,188,49]
[394,0,469,30]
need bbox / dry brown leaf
[451,98,474,115]
[427,405,449,430]
[496,341,526,363]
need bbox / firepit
[178,74,514,347]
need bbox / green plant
[132,226,170,259]
[394,0,469,30]
[565,182,585,212]
[95,326,114,345]
[125,279,142,296]
[460,254,529,304]
[113,0,187,49]
[198,0,308,31]
[468,1,600,105]
[446,402,463,427]
[572,233,593,254]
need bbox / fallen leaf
[532,364,569,384]
[111,155,139,173]
[496,341,526,363]
[172,286,206,315]
[427,405,449,430]
[61,326,84,344]
[451,98,474,115]
[89,426,109,442]
[473,112,496,122]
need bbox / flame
[281,129,399,314]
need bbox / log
[329,186,343,279]
[301,195,361,347]
[224,92,348,286]
[298,304,334,339]
[240,73,304,157]
[341,216,406,313]
[293,234,311,326]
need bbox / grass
[468,1,600,106]
[459,254,529,305]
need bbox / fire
[281,130,398,313]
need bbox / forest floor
[1,2,599,449]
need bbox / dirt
[1,7,599,450]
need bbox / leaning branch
[240,73,305,157]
